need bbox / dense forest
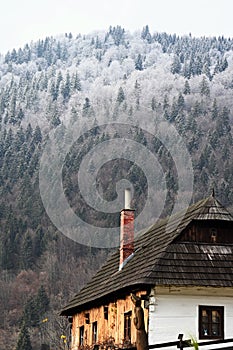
[1,25,233,349]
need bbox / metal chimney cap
[124,188,131,210]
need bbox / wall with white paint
[148,286,233,349]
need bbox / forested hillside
[1,25,233,348]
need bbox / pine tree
[61,72,71,100]
[82,97,92,117]
[135,54,143,71]
[32,125,42,144]
[72,72,82,92]
[202,62,212,80]
[141,25,152,43]
[16,322,32,350]
[21,232,34,269]
[171,55,181,74]
[211,99,218,120]
[36,285,50,315]
[177,93,185,110]
[25,123,33,141]
[151,96,156,111]
[116,87,125,103]
[220,57,228,71]
[183,80,191,95]
[34,227,45,258]
[200,76,210,96]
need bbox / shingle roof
[60,195,233,316]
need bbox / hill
[0,25,233,348]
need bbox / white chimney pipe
[124,188,131,210]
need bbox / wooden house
[61,193,233,349]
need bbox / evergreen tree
[202,62,212,80]
[56,71,63,93]
[134,80,141,109]
[177,93,185,110]
[61,72,71,100]
[21,232,34,269]
[171,55,181,74]
[221,106,231,134]
[141,25,152,43]
[211,99,218,120]
[50,80,58,101]
[17,108,25,122]
[83,97,91,115]
[82,97,94,118]
[23,297,39,327]
[191,101,202,118]
[183,80,191,95]
[116,87,125,103]
[32,125,42,144]
[195,56,203,75]
[183,59,191,79]
[163,95,169,111]
[36,285,50,315]
[25,123,33,141]
[34,227,45,258]
[200,76,210,96]
[135,54,143,71]
[72,72,82,92]
[220,57,228,71]
[16,322,32,350]
[151,96,156,111]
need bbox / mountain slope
[0,25,233,348]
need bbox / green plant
[189,335,199,350]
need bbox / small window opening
[104,306,108,320]
[85,312,90,324]
[79,325,84,346]
[92,321,98,344]
[210,228,217,243]
[124,311,132,343]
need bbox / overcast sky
[1,0,233,54]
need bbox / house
[60,191,233,350]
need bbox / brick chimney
[119,189,134,270]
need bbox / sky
[0,0,233,54]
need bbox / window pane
[92,321,97,344]
[199,306,224,340]
[202,324,209,336]
[202,310,209,322]
[124,312,132,342]
[212,310,220,323]
[80,326,84,345]
[212,323,219,336]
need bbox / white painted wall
[148,286,233,350]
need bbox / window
[92,321,97,344]
[199,306,224,339]
[210,228,217,243]
[124,311,132,342]
[104,306,108,320]
[79,325,84,346]
[85,312,90,324]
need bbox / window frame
[199,305,224,340]
[124,311,132,343]
[92,321,98,344]
[79,325,84,346]
[104,305,108,320]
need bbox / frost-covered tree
[116,87,125,103]
[135,54,143,71]
[183,80,191,94]
[200,76,210,96]
[171,55,181,74]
